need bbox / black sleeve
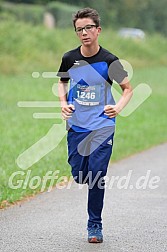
[57,54,70,82]
[108,56,128,84]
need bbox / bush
[0,2,44,25]
[46,1,79,28]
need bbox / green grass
[0,74,71,206]
[113,66,167,160]
[0,20,167,208]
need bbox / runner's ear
[97,26,102,35]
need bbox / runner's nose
[82,28,87,35]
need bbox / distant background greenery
[0,0,167,35]
[0,1,167,208]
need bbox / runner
[57,7,133,243]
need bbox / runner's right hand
[61,104,75,120]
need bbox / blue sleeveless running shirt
[57,46,127,132]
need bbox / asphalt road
[0,143,167,252]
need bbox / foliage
[46,1,79,27]
[1,0,167,35]
[111,0,167,35]
[0,2,44,24]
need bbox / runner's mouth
[83,38,90,42]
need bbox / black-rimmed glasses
[75,25,97,34]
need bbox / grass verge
[0,20,167,207]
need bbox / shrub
[0,2,44,25]
[46,1,79,28]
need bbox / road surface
[0,143,167,252]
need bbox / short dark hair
[72,7,100,28]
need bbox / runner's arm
[104,77,133,118]
[58,79,75,120]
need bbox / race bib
[73,84,101,106]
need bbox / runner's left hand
[104,105,120,118]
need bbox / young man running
[57,7,133,243]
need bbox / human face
[75,18,101,46]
